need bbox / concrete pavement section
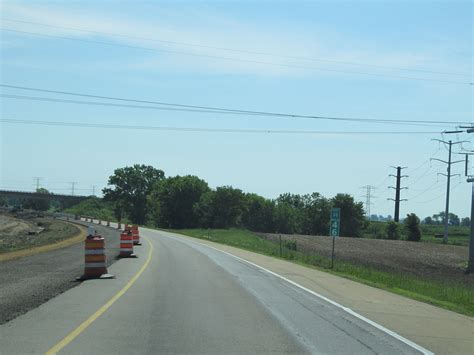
[0,227,446,354]
[0,221,121,324]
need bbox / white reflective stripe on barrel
[85,249,105,255]
[84,262,107,268]
[120,247,133,251]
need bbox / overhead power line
[414,181,463,204]
[407,180,444,201]
[1,17,470,78]
[2,28,472,86]
[0,93,449,128]
[1,84,470,127]
[0,118,440,135]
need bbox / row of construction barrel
[76,217,142,280]
[119,224,141,258]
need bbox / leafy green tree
[404,213,422,241]
[193,191,215,228]
[242,193,275,232]
[273,202,300,234]
[423,216,434,225]
[301,193,331,235]
[112,201,125,224]
[214,186,245,228]
[432,212,445,225]
[385,221,400,240]
[193,186,246,228]
[331,193,366,237]
[276,193,305,209]
[461,217,471,227]
[448,213,460,226]
[103,164,164,224]
[274,192,332,235]
[149,175,210,228]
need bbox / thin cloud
[1,2,466,78]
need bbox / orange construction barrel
[77,226,114,280]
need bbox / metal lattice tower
[360,185,376,217]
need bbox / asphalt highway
[0,227,431,354]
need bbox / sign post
[329,208,341,268]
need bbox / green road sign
[330,207,341,237]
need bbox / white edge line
[157,230,434,355]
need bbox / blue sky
[0,0,472,219]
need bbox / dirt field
[256,232,473,285]
[0,214,79,253]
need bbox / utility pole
[92,185,96,196]
[468,176,474,273]
[70,182,77,196]
[388,166,408,222]
[449,127,474,272]
[431,139,465,243]
[33,177,42,191]
[360,185,376,218]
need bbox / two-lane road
[0,227,431,354]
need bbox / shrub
[385,221,400,240]
[405,213,422,242]
[284,239,297,251]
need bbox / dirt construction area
[257,232,474,285]
[0,213,79,253]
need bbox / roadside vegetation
[13,165,469,249]
[170,228,473,316]
[97,165,367,237]
[64,197,115,222]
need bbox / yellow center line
[45,235,154,355]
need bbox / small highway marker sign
[330,208,341,238]
[329,207,341,268]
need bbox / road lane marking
[157,230,434,355]
[45,235,154,355]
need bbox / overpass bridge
[0,189,89,208]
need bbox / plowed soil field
[256,232,473,285]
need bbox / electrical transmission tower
[431,139,466,243]
[70,182,77,196]
[360,185,376,218]
[388,166,408,222]
[33,177,43,190]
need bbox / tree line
[423,212,470,227]
[102,164,367,237]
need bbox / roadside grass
[169,228,474,316]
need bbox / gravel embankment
[0,222,122,324]
[0,215,79,253]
